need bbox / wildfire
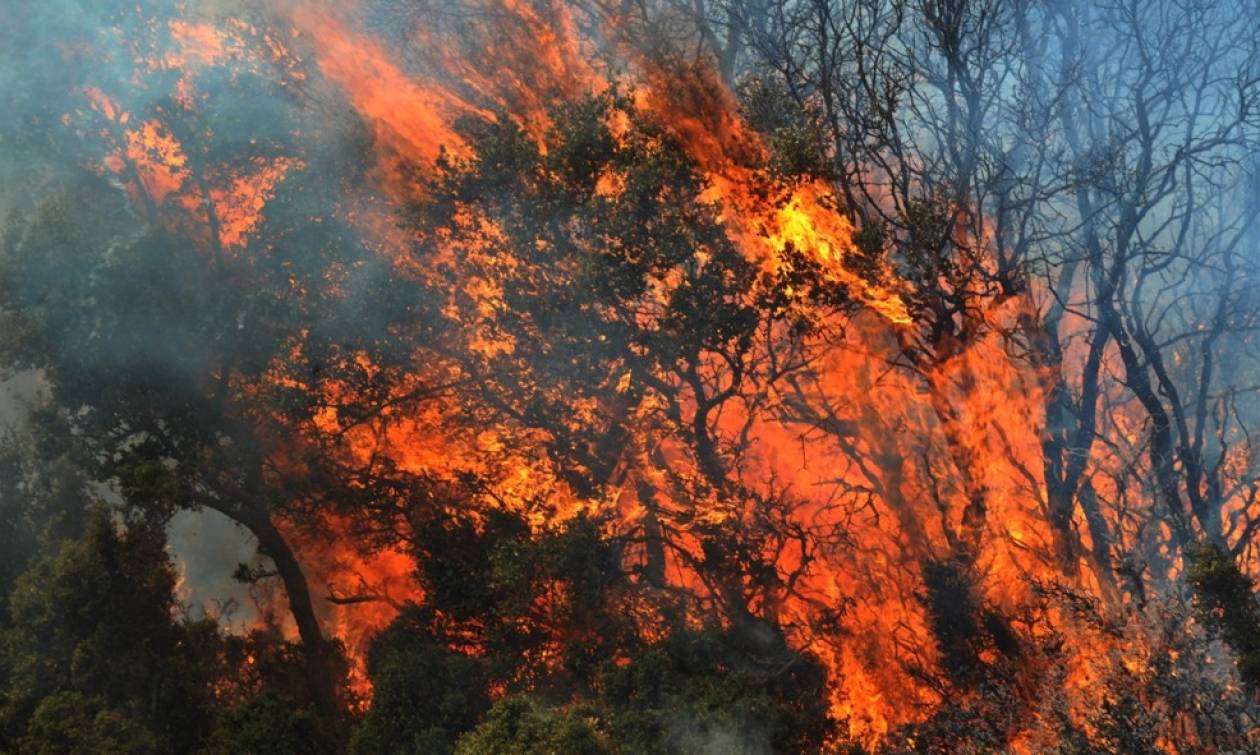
[58,0,1260,750]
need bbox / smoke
[1,0,291,631]
[168,507,265,629]
[0,372,42,431]
[664,713,772,755]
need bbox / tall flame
[57,1,1260,749]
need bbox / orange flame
[67,2,1259,748]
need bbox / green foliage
[737,76,832,181]
[0,499,326,753]
[17,691,162,755]
[0,505,216,751]
[596,622,833,754]
[350,624,490,755]
[1188,542,1260,687]
[217,627,337,714]
[454,697,611,755]
[894,193,957,293]
[407,506,639,688]
[847,221,891,286]
[356,500,833,755]
[0,443,35,624]
[202,693,335,755]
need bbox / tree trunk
[215,501,344,724]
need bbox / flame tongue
[60,1,1240,749]
[733,177,911,325]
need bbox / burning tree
[2,0,1260,752]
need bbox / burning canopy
[1,0,1260,752]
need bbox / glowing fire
[62,1,1260,750]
